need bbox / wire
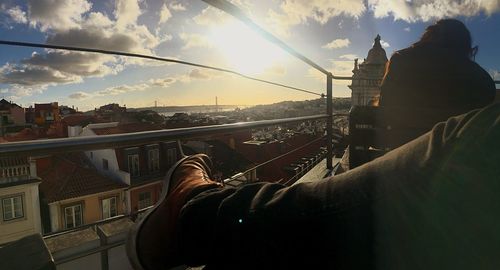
[0,40,324,97]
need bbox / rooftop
[92,122,163,135]
[38,153,127,203]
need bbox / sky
[0,0,499,111]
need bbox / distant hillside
[129,98,351,114]
[128,105,244,114]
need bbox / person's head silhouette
[414,19,477,59]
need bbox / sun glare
[210,22,285,75]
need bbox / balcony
[0,113,343,270]
[1,1,500,269]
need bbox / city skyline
[0,0,500,111]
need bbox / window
[128,154,140,177]
[166,148,177,167]
[103,159,109,170]
[102,197,117,219]
[138,192,152,210]
[2,195,24,221]
[148,149,160,172]
[64,204,83,229]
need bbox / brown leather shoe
[127,154,222,270]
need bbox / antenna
[215,96,218,113]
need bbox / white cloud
[322,38,350,49]
[159,4,172,24]
[380,40,390,48]
[368,0,500,22]
[339,54,360,60]
[83,12,114,28]
[169,2,186,11]
[193,6,228,27]
[114,0,142,29]
[97,83,149,96]
[6,6,27,24]
[308,59,354,85]
[2,0,168,92]
[189,69,212,80]
[28,0,92,31]
[69,76,180,100]
[3,84,47,100]
[268,0,365,36]
[0,63,81,86]
[404,27,411,32]
[68,91,91,100]
[331,60,355,76]
[23,51,118,78]
[179,33,213,49]
[489,70,500,80]
[149,77,177,87]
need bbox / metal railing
[0,115,329,158]
[2,0,496,267]
[0,1,345,268]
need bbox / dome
[365,35,388,65]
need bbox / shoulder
[467,60,495,80]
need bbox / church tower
[349,35,388,106]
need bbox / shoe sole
[126,154,193,270]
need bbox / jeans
[178,103,500,269]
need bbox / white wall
[0,182,42,244]
[79,123,130,186]
[68,126,83,137]
[49,203,60,233]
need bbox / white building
[349,35,388,106]
[0,157,42,244]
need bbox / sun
[210,21,285,75]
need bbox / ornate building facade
[349,35,388,106]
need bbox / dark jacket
[379,44,496,112]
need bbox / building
[61,114,102,137]
[0,99,26,136]
[97,103,126,115]
[31,102,61,126]
[0,156,42,244]
[37,153,128,233]
[59,105,79,116]
[349,35,388,106]
[79,122,181,213]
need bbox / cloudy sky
[0,0,499,110]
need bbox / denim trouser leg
[178,103,500,269]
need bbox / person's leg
[174,103,500,269]
[127,154,223,270]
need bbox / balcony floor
[293,157,340,185]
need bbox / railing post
[326,73,333,170]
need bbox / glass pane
[3,198,13,220]
[103,199,110,218]
[65,207,74,228]
[138,192,152,209]
[3,198,12,210]
[110,197,117,216]
[13,196,23,218]
[128,154,140,176]
[74,205,82,226]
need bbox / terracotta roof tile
[39,153,127,203]
[2,128,40,142]
[62,114,101,126]
[92,122,163,135]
